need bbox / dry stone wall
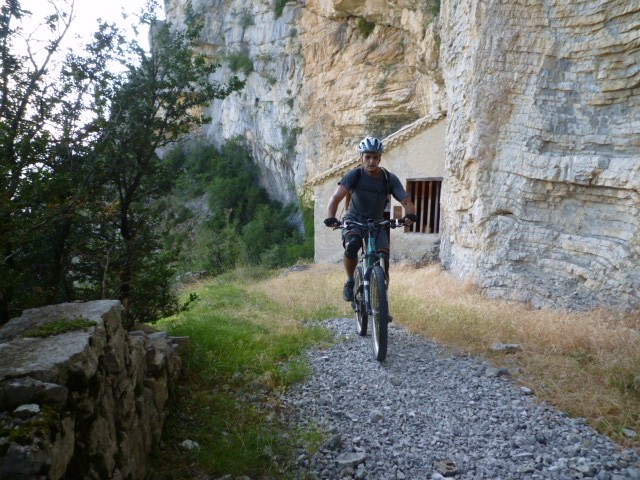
[0,301,183,479]
[439,0,640,310]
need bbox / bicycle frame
[360,220,385,313]
[339,218,404,361]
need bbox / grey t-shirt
[339,167,409,220]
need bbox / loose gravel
[282,317,640,480]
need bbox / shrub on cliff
[159,139,313,276]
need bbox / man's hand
[402,213,418,225]
[324,217,340,228]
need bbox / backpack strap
[381,167,390,197]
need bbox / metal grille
[406,179,442,234]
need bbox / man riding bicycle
[324,136,417,301]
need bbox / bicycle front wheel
[354,265,368,336]
[370,265,389,361]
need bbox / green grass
[274,0,288,19]
[154,269,333,478]
[152,261,640,477]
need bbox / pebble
[282,317,640,479]
[179,439,200,451]
[13,404,41,418]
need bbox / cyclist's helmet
[357,136,384,153]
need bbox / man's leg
[377,249,390,286]
[376,234,393,321]
[342,233,361,301]
[344,254,357,278]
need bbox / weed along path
[282,317,640,480]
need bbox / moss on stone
[24,316,96,338]
[5,407,61,445]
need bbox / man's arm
[389,173,416,222]
[400,196,415,216]
[400,196,417,225]
[326,185,349,218]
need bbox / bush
[159,139,313,278]
[424,0,441,17]
[274,0,288,19]
[357,18,376,38]
[226,50,254,76]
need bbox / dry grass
[247,263,353,321]
[254,262,640,448]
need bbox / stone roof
[305,111,447,186]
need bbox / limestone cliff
[440,0,640,310]
[165,0,640,311]
[163,0,444,206]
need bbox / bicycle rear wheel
[370,265,389,361]
[353,265,368,336]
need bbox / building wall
[314,120,446,264]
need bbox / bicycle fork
[363,271,372,315]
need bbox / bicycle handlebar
[334,218,408,230]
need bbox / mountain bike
[338,218,406,361]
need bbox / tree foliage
[161,140,314,277]
[0,0,244,325]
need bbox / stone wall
[0,301,184,480]
[439,0,640,310]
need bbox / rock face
[299,0,444,178]
[163,0,444,205]
[165,0,307,207]
[439,0,640,310]
[166,0,640,310]
[0,301,183,480]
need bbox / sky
[21,0,164,51]
[66,0,163,44]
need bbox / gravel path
[282,317,640,480]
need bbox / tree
[0,0,244,324]
[160,140,311,277]
[93,3,244,322]
[0,0,87,320]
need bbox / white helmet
[357,136,384,153]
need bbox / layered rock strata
[163,0,444,205]
[0,301,183,479]
[439,0,640,310]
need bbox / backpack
[344,166,391,213]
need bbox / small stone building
[307,112,447,264]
